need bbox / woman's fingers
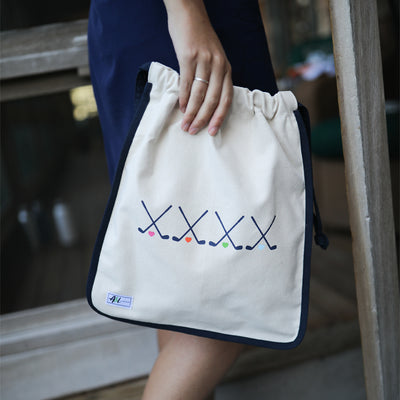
[163,0,232,135]
[195,63,232,136]
[178,75,192,115]
[180,60,211,134]
[178,58,196,114]
[187,59,225,135]
[208,70,233,136]
[181,58,232,136]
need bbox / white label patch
[106,292,133,309]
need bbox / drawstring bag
[87,62,328,349]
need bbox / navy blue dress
[88,0,278,180]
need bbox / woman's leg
[142,330,244,400]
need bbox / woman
[88,1,278,398]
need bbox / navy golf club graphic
[137,201,277,251]
[246,216,277,250]
[209,212,245,250]
[172,207,208,245]
[137,201,172,239]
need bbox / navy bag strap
[134,62,152,110]
[298,103,329,250]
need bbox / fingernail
[189,127,199,135]
[208,126,218,136]
[182,122,190,131]
[180,106,186,113]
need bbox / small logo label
[106,292,133,309]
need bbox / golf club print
[209,212,245,250]
[172,207,208,245]
[246,215,277,250]
[137,200,172,239]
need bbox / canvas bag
[87,61,328,349]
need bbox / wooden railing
[329,1,399,398]
[1,5,399,399]
[0,19,90,101]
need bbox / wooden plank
[311,232,357,302]
[0,300,159,400]
[0,299,131,356]
[312,158,350,229]
[56,378,148,400]
[328,1,400,399]
[58,320,360,400]
[309,278,358,322]
[308,232,358,331]
[0,71,91,101]
[307,301,331,331]
[1,228,359,399]
[0,19,88,80]
[56,378,216,400]
[226,320,360,382]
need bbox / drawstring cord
[313,192,329,249]
[298,102,329,250]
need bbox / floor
[58,347,366,400]
[216,347,366,400]
[1,115,365,399]
[58,228,362,400]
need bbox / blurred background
[0,0,398,399]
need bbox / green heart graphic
[222,242,229,248]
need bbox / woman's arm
[163,0,233,136]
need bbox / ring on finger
[194,77,209,85]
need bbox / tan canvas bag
[87,62,328,349]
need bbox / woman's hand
[163,0,233,136]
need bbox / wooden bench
[1,5,398,398]
[1,231,360,400]
[0,19,90,101]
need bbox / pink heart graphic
[148,231,155,237]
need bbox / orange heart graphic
[185,237,192,243]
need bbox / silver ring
[194,77,209,85]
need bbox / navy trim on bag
[298,103,329,250]
[291,107,315,348]
[87,68,153,309]
[87,63,327,349]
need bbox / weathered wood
[0,71,91,101]
[56,378,216,400]
[1,231,360,399]
[328,1,400,399]
[57,321,361,400]
[226,320,360,382]
[310,232,357,301]
[0,300,159,400]
[56,378,148,400]
[0,19,88,80]
[309,278,358,322]
[0,300,128,356]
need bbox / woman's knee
[157,330,245,364]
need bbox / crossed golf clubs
[246,215,277,250]
[137,200,172,239]
[209,212,245,250]
[172,207,208,245]
[137,201,277,251]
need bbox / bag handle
[134,62,152,110]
